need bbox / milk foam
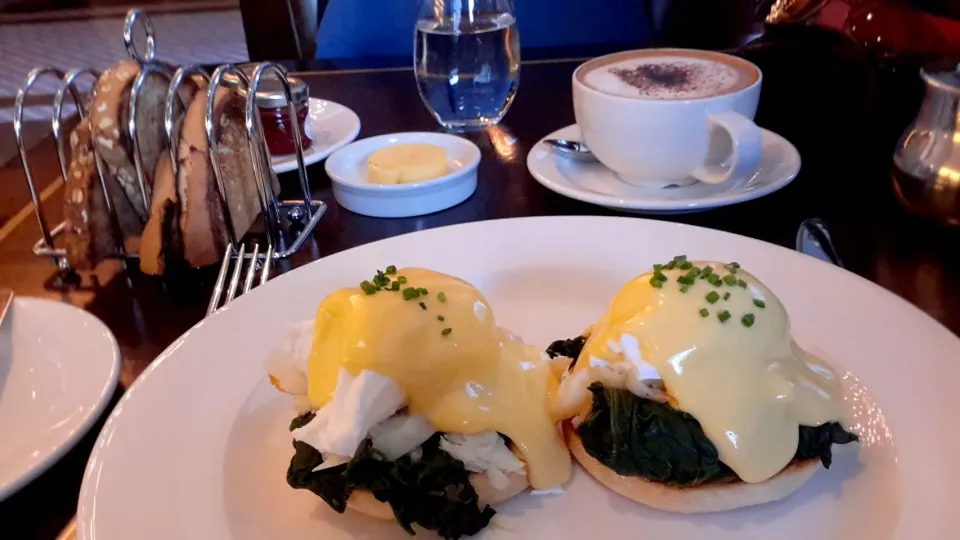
[582,56,744,100]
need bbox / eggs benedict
[268,267,571,538]
[550,257,858,513]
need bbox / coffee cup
[573,48,763,188]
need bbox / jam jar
[253,75,313,156]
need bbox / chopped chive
[397,276,408,284]
[680,284,691,293]
[717,310,732,323]
[418,301,427,310]
[679,261,693,270]
[360,280,377,295]
[373,271,390,287]
[729,262,741,269]
[677,275,695,285]
[653,264,664,272]
[664,261,676,270]
[722,274,738,286]
[418,288,429,295]
[723,292,731,300]
[437,291,447,303]
[673,255,688,263]
[700,266,714,279]
[737,279,747,289]
[650,276,663,288]
[753,299,766,308]
[705,291,720,304]
[700,308,709,318]
[385,265,397,275]
[390,281,400,291]
[724,263,739,274]
[708,274,723,287]
[441,327,452,336]
[741,313,756,327]
[402,287,420,301]
[437,315,445,322]
[654,271,667,282]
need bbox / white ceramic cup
[573,48,763,188]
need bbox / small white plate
[528,124,801,214]
[0,297,119,501]
[270,98,361,174]
[325,132,481,218]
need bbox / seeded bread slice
[90,60,170,228]
[178,88,270,268]
[62,121,141,269]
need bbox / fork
[206,241,275,315]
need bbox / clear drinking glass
[414,0,521,131]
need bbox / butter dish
[325,132,480,218]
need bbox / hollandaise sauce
[308,267,571,489]
[575,258,844,483]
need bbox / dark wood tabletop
[2,39,960,538]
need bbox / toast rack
[12,9,326,313]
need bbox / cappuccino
[578,50,758,100]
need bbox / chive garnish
[705,291,720,304]
[390,281,400,291]
[653,271,667,282]
[650,276,663,288]
[397,276,408,284]
[700,308,709,318]
[437,291,447,303]
[680,284,691,293]
[418,288,429,295]
[742,313,756,327]
[717,310,732,323]
[385,265,397,275]
[724,263,740,274]
[679,261,693,270]
[708,274,723,287]
[402,287,420,301]
[441,327,452,336]
[437,315,445,322]
[677,275,695,285]
[723,292,731,300]
[673,255,688,262]
[737,279,747,288]
[360,280,377,295]
[722,274,738,286]
[653,264,663,272]
[664,261,677,270]
[700,266,713,279]
[418,301,427,310]
[753,299,766,308]
[373,271,390,287]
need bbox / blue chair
[316,0,652,61]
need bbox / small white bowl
[325,132,481,218]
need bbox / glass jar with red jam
[252,75,313,156]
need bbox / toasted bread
[564,422,819,514]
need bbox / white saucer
[0,297,119,501]
[270,98,361,174]
[325,132,480,218]
[528,124,801,214]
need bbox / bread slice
[564,423,819,513]
[138,152,180,275]
[347,470,530,521]
[62,120,141,269]
[177,87,268,268]
[90,59,170,228]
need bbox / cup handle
[690,112,763,185]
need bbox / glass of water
[414,0,521,131]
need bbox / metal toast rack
[12,9,326,314]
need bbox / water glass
[414,0,521,131]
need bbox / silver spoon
[795,218,844,268]
[543,138,599,162]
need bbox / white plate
[78,217,960,539]
[0,297,119,501]
[528,125,801,214]
[325,132,480,218]
[270,98,361,174]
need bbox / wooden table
[2,51,959,538]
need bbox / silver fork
[206,241,275,315]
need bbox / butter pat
[368,144,447,184]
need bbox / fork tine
[242,242,260,295]
[225,243,246,305]
[207,243,235,315]
[259,243,273,286]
